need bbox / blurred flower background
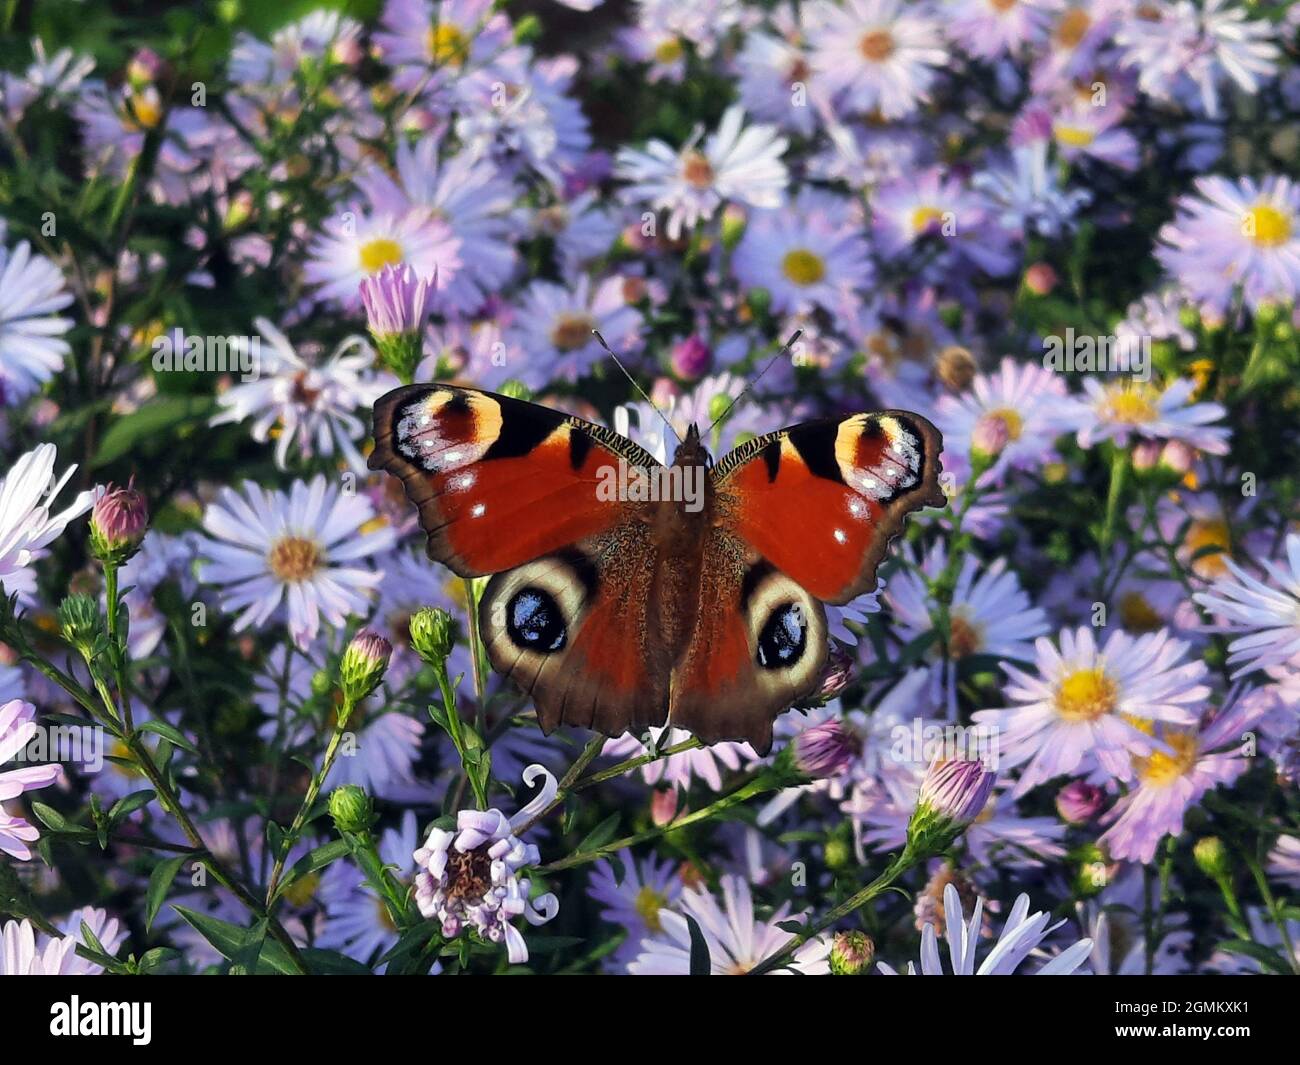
[0,0,1297,976]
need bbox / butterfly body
[370,382,944,752]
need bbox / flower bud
[409,606,455,665]
[1023,261,1058,296]
[935,345,976,393]
[498,380,533,403]
[707,391,734,426]
[792,720,860,780]
[1159,439,1195,475]
[328,785,375,835]
[360,264,433,382]
[89,482,149,564]
[58,594,102,654]
[670,335,712,381]
[971,411,1013,465]
[1055,780,1104,825]
[339,628,392,703]
[1131,439,1162,471]
[650,787,679,827]
[1193,836,1231,881]
[829,930,875,975]
[906,758,996,855]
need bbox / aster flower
[944,0,1053,60]
[603,725,757,793]
[0,699,60,860]
[973,626,1211,797]
[1066,377,1230,455]
[0,444,94,604]
[974,141,1092,239]
[879,883,1093,975]
[1194,533,1300,677]
[587,854,683,969]
[210,318,389,474]
[1156,175,1300,313]
[304,206,460,309]
[0,907,124,975]
[0,37,95,123]
[732,188,873,315]
[1099,687,1271,863]
[615,104,789,240]
[508,275,642,385]
[373,0,513,97]
[198,476,396,648]
[734,9,822,136]
[1267,835,1300,890]
[0,235,74,406]
[629,875,830,974]
[412,765,560,964]
[806,0,948,120]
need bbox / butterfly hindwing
[369,383,662,577]
[710,411,945,605]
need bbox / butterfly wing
[666,411,944,752]
[370,382,671,735]
[709,411,945,604]
[369,383,663,576]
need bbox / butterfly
[369,383,944,753]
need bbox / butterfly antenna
[707,329,802,434]
[591,329,683,445]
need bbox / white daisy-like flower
[0,235,74,406]
[629,874,830,974]
[304,207,461,308]
[944,0,1053,60]
[735,9,821,136]
[0,444,94,604]
[211,317,389,474]
[879,883,1093,975]
[1066,377,1230,455]
[1194,533,1300,677]
[603,725,758,793]
[806,0,949,119]
[508,275,642,385]
[1,699,60,860]
[0,907,124,975]
[0,38,95,122]
[973,626,1211,797]
[615,104,789,240]
[198,476,396,648]
[974,141,1092,239]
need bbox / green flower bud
[1193,836,1231,881]
[409,607,455,666]
[310,669,334,699]
[58,594,103,654]
[498,379,534,403]
[906,759,996,856]
[339,628,392,703]
[328,785,375,835]
[829,930,875,975]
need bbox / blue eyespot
[756,603,806,669]
[506,588,567,653]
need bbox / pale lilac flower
[587,854,683,970]
[878,883,1093,974]
[0,907,123,975]
[210,318,389,474]
[1066,377,1230,455]
[806,0,948,119]
[973,627,1211,796]
[0,699,60,860]
[734,9,822,136]
[1267,835,1300,890]
[0,235,74,406]
[629,875,830,974]
[198,476,396,648]
[1194,534,1300,677]
[359,263,433,338]
[944,0,1053,59]
[602,725,758,793]
[615,104,789,240]
[0,444,94,604]
[412,766,560,964]
[0,38,95,122]
[508,275,642,385]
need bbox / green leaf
[275,839,351,900]
[31,802,70,832]
[145,855,190,931]
[92,395,216,467]
[136,719,198,754]
[685,914,711,976]
[577,812,620,853]
[108,789,156,826]
[171,906,305,975]
[1215,939,1292,975]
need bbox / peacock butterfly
[369,382,944,753]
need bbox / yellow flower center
[654,38,684,64]
[1054,123,1096,148]
[681,149,714,189]
[989,0,1018,10]
[1056,9,1092,48]
[281,871,320,909]
[859,30,896,62]
[427,23,469,66]
[111,740,145,777]
[1242,204,1292,248]
[1136,731,1198,787]
[1185,519,1231,579]
[634,884,668,933]
[268,536,323,583]
[911,205,946,233]
[1118,590,1162,633]
[782,248,826,286]
[988,407,1024,441]
[947,614,983,659]
[550,313,595,352]
[128,95,163,131]
[1056,667,1118,722]
[1102,382,1160,425]
[358,237,404,275]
